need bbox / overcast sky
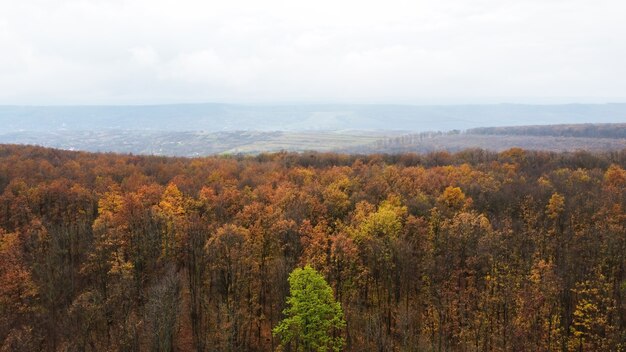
[1,0,625,105]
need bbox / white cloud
[0,0,625,104]
[130,46,160,67]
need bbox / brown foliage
[0,144,625,351]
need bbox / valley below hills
[0,104,625,156]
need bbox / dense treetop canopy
[0,144,624,351]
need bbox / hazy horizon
[3,100,626,107]
[1,103,625,136]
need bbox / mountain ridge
[2,103,625,133]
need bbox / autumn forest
[0,144,625,351]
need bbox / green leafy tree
[273,265,345,352]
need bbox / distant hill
[349,134,626,154]
[0,123,624,156]
[1,103,626,133]
[347,123,626,154]
[1,103,625,156]
[468,123,626,139]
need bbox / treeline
[468,123,626,139]
[358,133,626,154]
[0,144,625,351]
[360,123,626,155]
